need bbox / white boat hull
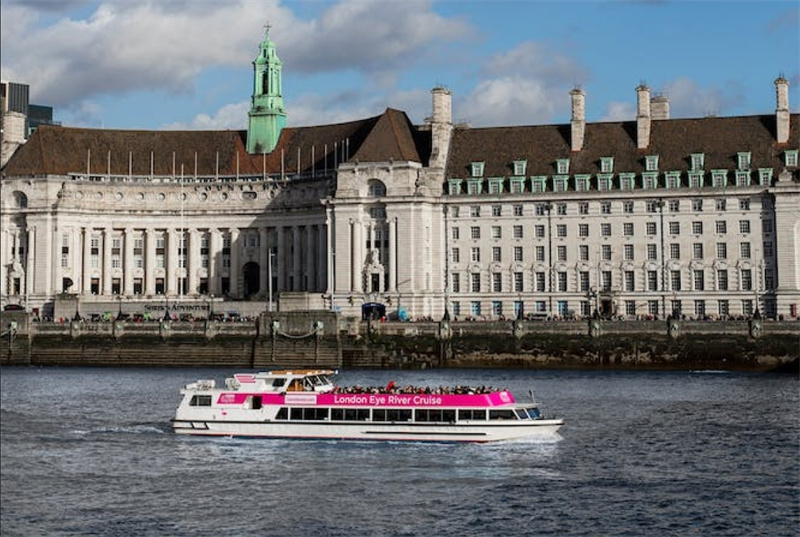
[172,418,564,443]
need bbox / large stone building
[1,28,799,321]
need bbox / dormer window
[737,152,751,171]
[711,170,727,188]
[645,155,659,172]
[690,153,705,171]
[447,179,462,196]
[471,162,485,177]
[600,157,614,174]
[513,160,527,176]
[757,168,773,186]
[620,173,636,191]
[556,159,570,175]
[786,149,798,167]
[665,171,681,189]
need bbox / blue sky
[1,0,798,131]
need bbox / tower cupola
[246,23,287,154]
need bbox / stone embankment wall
[1,311,798,371]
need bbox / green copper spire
[246,22,287,154]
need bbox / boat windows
[415,409,456,423]
[458,409,487,421]
[251,396,262,410]
[189,395,212,407]
[489,409,518,421]
[373,409,413,422]
[329,408,370,421]
[290,407,329,421]
[275,407,289,420]
[271,379,287,389]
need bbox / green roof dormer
[246,23,287,154]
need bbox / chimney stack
[570,87,586,152]
[651,94,670,120]
[429,86,453,170]
[775,76,790,144]
[636,84,651,149]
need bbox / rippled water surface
[1,367,798,536]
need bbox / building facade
[1,29,799,321]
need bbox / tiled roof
[445,114,800,179]
[1,108,431,178]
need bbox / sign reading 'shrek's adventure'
[217,391,514,407]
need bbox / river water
[1,367,797,537]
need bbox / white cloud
[600,101,635,122]
[162,100,249,131]
[459,77,569,127]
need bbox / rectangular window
[692,199,703,212]
[491,226,502,239]
[717,270,728,291]
[579,244,589,261]
[491,205,502,217]
[646,222,657,236]
[602,244,612,261]
[741,269,752,291]
[601,202,612,214]
[647,244,658,260]
[670,243,681,259]
[452,227,460,240]
[693,243,704,259]
[623,222,634,236]
[557,272,567,292]
[579,224,589,237]
[556,203,567,216]
[471,226,480,239]
[513,272,524,292]
[740,242,751,259]
[535,225,545,238]
[579,271,590,292]
[694,270,705,291]
[624,271,635,291]
[718,300,729,317]
[716,199,727,211]
[470,206,481,217]
[601,271,612,291]
[492,247,502,262]
[579,202,589,215]
[557,245,567,261]
[739,199,750,211]
[669,200,681,212]
[601,223,611,237]
[535,272,546,292]
[692,221,703,234]
[557,224,567,238]
[513,204,523,217]
[471,301,481,316]
[451,248,460,263]
[471,273,481,292]
[492,273,502,292]
[623,201,634,214]
[715,221,727,234]
[647,271,658,291]
[452,273,460,293]
[471,247,480,263]
[513,225,523,239]
[624,244,634,260]
[671,270,682,291]
[739,220,751,234]
[716,242,727,259]
[491,301,502,317]
[514,246,523,262]
[669,221,680,235]
[535,246,545,262]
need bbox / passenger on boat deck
[331,385,501,395]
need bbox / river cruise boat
[172,369,564,443]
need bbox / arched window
[13,192,28,209]
[367,179,386,197]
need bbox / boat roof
[238,369,337,380]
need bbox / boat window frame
[189,395,212,407]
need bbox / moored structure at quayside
[1,27,799,323]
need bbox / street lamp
[163,295,171,322]
[116,295,124,321]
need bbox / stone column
[0,229,8,297]
[276,226,285,292]
[145,228,156,295]
[389,218,397,291]
[259,227,269,295]
[229,228,240,298]
[305,225,314,291]
[351,219,362,292]
[82,227,92,294]
[25,226,35,298]
[165,228,176,296]
[292,226,301,291]
[102,228,113,295]
[208,228,220,296]
[188,228,200,295]
[317,224,327,292]
[124,228,134,295]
